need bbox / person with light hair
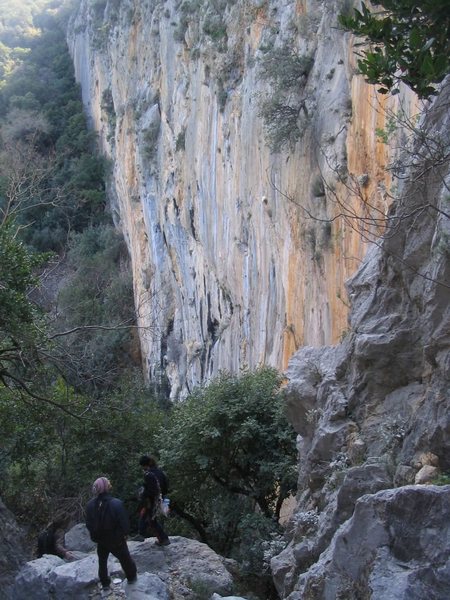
[85,477,137,589]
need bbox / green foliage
[101,88,114,113]
[257,44,314,151]
[258,98,306,152]
[0,40,12,80]
[0,0,53,46]
[0,5,135,404]
[158,367,297,555]
[143,121,161,162]
[173,0,231,51]
[0,373,165,527]
[0,22,106,253]
[175,129,186,152]
[339,1,450,98]
[258,46,314,91]
[375,115,397,143]
[431,473,450,486]
[234,512,284,575]
[202,15,227,42]
[189,579,216,600]
[434,231,450,258]
[54,224,135,393]
[0,222,50,386]
[0,223,43,332]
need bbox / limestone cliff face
[66,0,414,398]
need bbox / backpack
[90,496,114,542]
[37,528,56,557]
[139,470,161,507]
[153,467,169,497]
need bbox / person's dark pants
[138,511,169,543]
[97,538,137,586]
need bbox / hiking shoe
[155,539,170,546]
[130,534,146,542]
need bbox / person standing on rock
[85,476,137,589]
[138,455,170,546]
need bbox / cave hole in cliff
[208,316,220,343]
[207,293,220,344]
[154,318,175,401]
[160,318,174,367]
[189,206,198,240]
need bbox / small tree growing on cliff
[257,44,314,151]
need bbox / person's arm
[114,500,130,537]
[85,500,98,542]
[160,471,169,496]
[54,528,73,559]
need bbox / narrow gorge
[64,0,450,596]
[1,0,449,598]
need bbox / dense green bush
[258,46,314,91]
[0,222,51,393]
[158,367,297,561]
[258,97,308,153]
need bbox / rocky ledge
[12,526,247,600]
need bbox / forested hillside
[0,0,152,524]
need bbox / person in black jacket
[86,477,137,588]
[138,455,170,546]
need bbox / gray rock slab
[292,485,450,599]
[120,572,168,599]
[65,522,96,553]
[12,535,233,599]
[210,595,249,600]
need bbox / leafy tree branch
[339,1,450,98]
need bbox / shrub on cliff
[257,44,314,151]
